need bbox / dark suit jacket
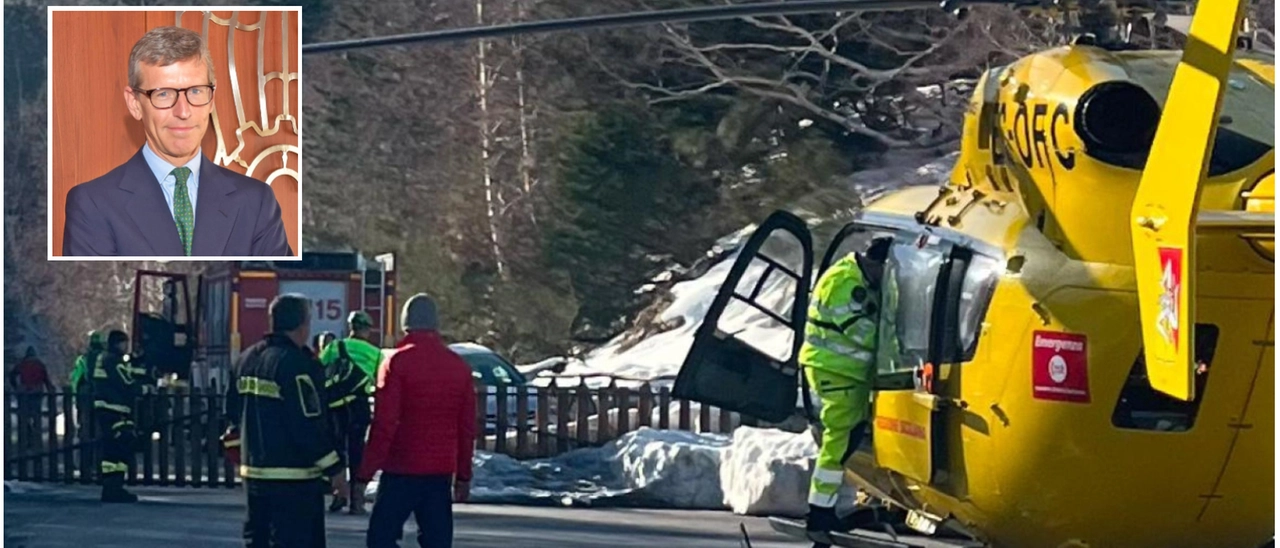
[63,150,294,257]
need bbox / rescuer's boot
[102,489,139,503]
[329,495,348,513]
[348,488,368,516]
[101,476,138,503]
[839,505,881,530]
[806,504,844,533]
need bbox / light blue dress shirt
[141,143,202,226]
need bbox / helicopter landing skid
[768,517,986,548]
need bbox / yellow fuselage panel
[857,188,1274,547]
[957,47,1273,266]
[1240,171,1275,260]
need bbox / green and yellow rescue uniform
[70,336,104,431]
[318,336,380,512]
[800,254,883,513]
[93,346,144,502]
[69,350,99,396]
[319,336,380,409]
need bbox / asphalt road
[4,483,806,548]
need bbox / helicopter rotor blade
[1129,0,1249,401]
[302,0,1055,55]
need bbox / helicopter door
[869,233,960,485]
[1130,0,1247,401]
[673,210,815,423]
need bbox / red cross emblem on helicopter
[1156,247,1183,350]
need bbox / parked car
[449,343,543,436]
[380,343,593,438]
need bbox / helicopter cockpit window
[954,254,1000,361]
[1098,54,1274,175]
[875,238,947,375]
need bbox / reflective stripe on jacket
[230,333,343,481]
[799,254,879,381]
[321,339,378,409]
[92,352,141,414]
[319,337,381,395]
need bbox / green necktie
[172,167,194,256]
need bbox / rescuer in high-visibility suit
[319,310,382,515]
[801,237,893,534]
[93,330,144,503]
[70,330,105,430]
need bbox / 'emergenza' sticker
[1032,331,1090,403]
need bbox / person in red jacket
[357,293,477,548]
[9,347,54,447]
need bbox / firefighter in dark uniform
[230,294,345,547]
[93,330,143,503]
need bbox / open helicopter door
[1131,0,1248,401]
[813,221,961,486]
[815,224,929,485]
[673,210,814,423]
[871,231,958,486]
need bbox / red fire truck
[133,251,397,390]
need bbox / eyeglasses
[133,85,215,109]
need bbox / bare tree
[476,0,508,277]
[512,0,541,228]
[591,4,1052,148]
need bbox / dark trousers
[367,474,454,548]
[244,479,327,548]
[95,410,134,490]
[75,397,95,476]
[331,402,370,487]
[17,394,42,446]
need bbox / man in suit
[63,25,292,257]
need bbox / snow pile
[362,425,839,516]
[613,428,729,508]
[4,481,45,494]
[720,426,818,517]
[366,427,730,509]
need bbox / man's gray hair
[128,26,216,89]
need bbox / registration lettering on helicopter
[997,85,1077,172]
[1031,331,1090,403]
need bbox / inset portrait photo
[49,7,302,260]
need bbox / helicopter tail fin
[1130,0,1250,402]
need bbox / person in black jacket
[231,294,346,547]
[93,330,144,503]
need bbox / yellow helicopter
[672,1,1274,547]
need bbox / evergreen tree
[546,104,715,337]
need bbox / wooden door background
[51,10,300,257]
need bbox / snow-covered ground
[4,481,48,494]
